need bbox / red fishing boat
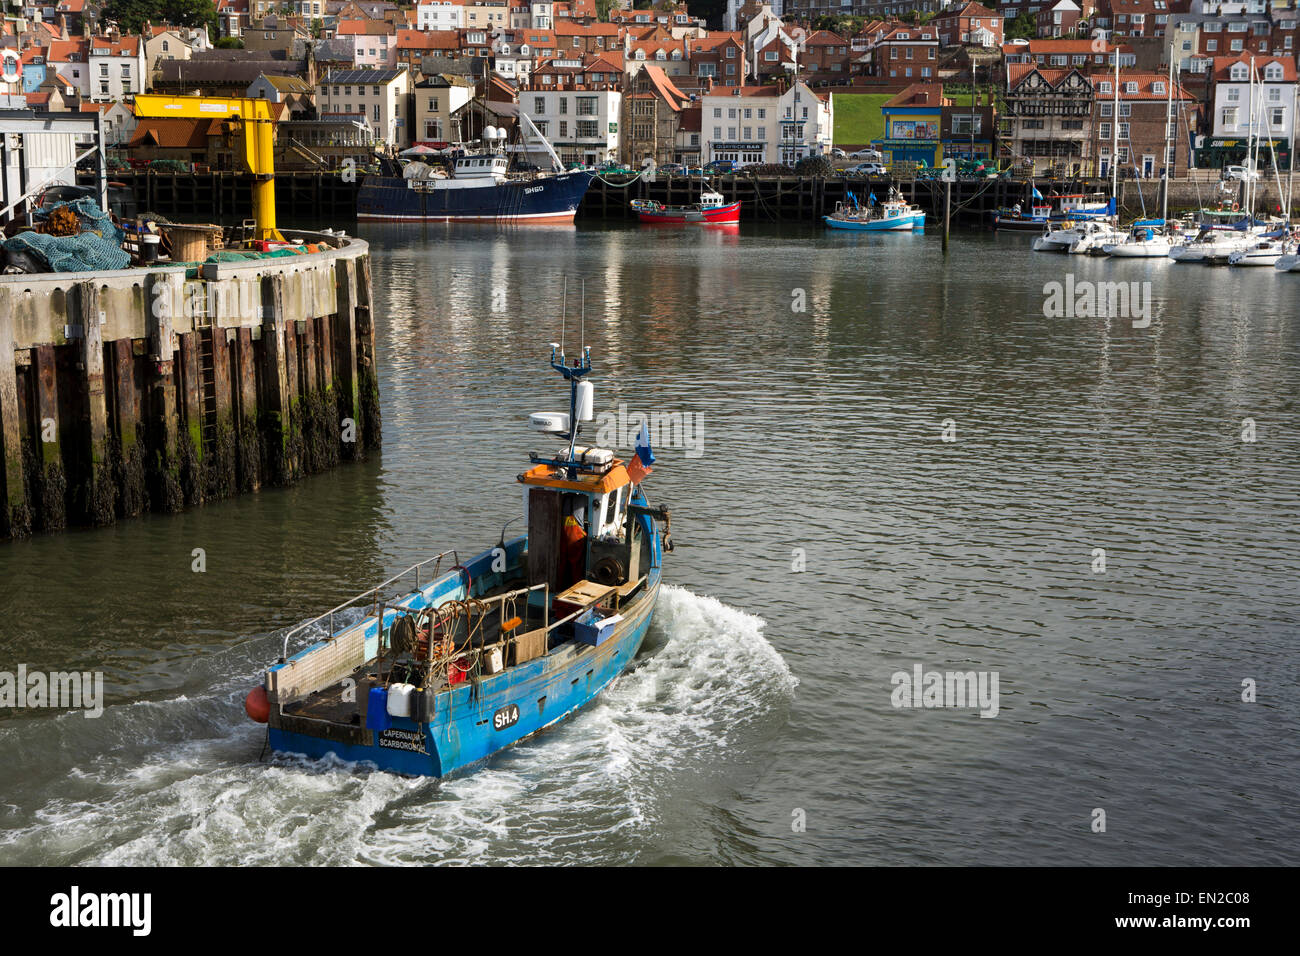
[630,189,740,224]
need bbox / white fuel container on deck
[387,683,414,717]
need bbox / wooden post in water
[943,177,951,253]
[0,306,29,538]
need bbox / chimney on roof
[59,14,68,41]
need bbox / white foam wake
[0,586,795,866]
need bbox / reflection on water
[1,221,1298,865]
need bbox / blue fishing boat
[824,189,924,231]
[246,344,673,777]
[356,117,594,224]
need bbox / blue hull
[824,213,925,231]
[356,171,593,223]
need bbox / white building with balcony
[702,80,832,167]
[521,88,621,165]
[316,67,414,150]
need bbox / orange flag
[626,456,652,485]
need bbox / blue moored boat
[824,189,924,231]
[248,344,673,777]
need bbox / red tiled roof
[1007,63,1079,88]
[933,1,998,20]
[714,84,780,97]
[396,28,458,50]
[129,118,223,149]
[1211,54,1297,83]
[1090,70,1200,100]
[553,21,620,36]
[690,33,742,52]
[804,30,848,47]
[885,82,949,107]
[641,63,688,111]
[89,36,140,56]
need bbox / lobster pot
[159,222,224,261]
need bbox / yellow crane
[133,94,284,242]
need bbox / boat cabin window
[594,486,625,538]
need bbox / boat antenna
[580,277,585,357]
[560,275,566,359]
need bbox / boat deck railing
[280,549,461,660]
[382,573,652,686]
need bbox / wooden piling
[78,281,115,525]
[0,307,30,538]
[0,231,377,540]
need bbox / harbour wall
[0,232,381,540]
[87,171,1299,226]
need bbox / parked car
[511,161,541,173]
[846,162,888,176]
[1222,164,1260,182]
[658,163,685,175]
[830,148,847,158]
[703,160,736,174]
[849,148,883,161]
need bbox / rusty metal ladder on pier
[197,326,219,451]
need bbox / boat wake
[0,586,794,866]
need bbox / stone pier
[0,231,381,540]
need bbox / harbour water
[1,223,1297,865]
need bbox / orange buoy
[244,685,270,723]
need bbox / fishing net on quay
[2,199,130,274]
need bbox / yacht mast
[1247,56,1257,217]
[1289,79,1297,220]
[1163,54,1173,223]
[1111,45,1119,211]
